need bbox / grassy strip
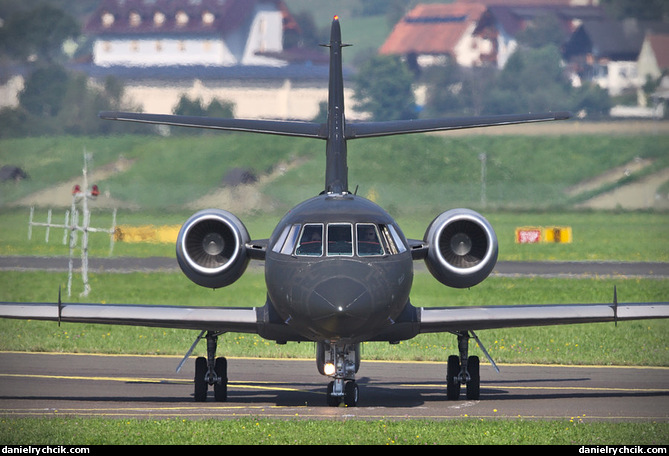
[0,416,667,445]
[2,208,668,261]
[1,270,667,366]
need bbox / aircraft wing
[0,301,260,333]
[418,301,669,333]
[99,111,326,139]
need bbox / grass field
[1,417,666,445]
[1,269,667,364]
[2,208,668,262]
[2,133,668,211]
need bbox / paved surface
[1,256,668,278]
[0,352,667,421]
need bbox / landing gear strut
[318,342,360,407]
[194,331,228,402]
[446,332,481,400]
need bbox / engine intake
[424,209,498,288]
[176,209,250,289]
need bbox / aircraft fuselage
[265,193,413,343]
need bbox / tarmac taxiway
[0,352,667,421]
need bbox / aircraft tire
[466,356,480,400]
[194,357,208,402]
[326,381,341,406]
[446,355,461,400]
[344,381,359,407]
[214,357,228,402]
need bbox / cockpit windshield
[295,224,323,256]
[356,224,383,256]
[275,222,405,257]
[327,224,353,256]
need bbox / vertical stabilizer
[323,16,349,194]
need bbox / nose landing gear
[319,342,360,407]
[327,378,359,407]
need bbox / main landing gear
[186,332,493,404]
[318,342,360,407]
[446,331,498,400]
[192,331,228,402]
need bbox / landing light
[323,362,336,376]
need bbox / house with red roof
[379,1,606,70]
[379,3,492,69]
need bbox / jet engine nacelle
[176,209,250,289]
[424,209,498,289]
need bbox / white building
[84,0,294,68]
[76,0,350,120]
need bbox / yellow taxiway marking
[2,351,668,371]
[404,383,669,393]
[2,373,667,395]
[0,372,184,383]
[0,372,310,392]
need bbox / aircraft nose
[308,277,372,334]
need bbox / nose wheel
[327,379,359,407]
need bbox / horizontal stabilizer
[99,111,326,139]
[347,112,571,139]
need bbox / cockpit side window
[272,224,301,255]
[296,224,323,256]
[379,225,397,254]
[327,223,353,256]
[356,223,384,256]
[388,224,407,253]
[379,224,407,255]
